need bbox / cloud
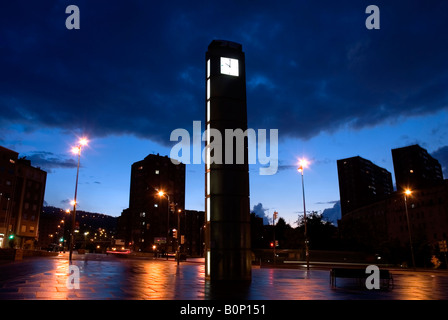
[252,202,271,225]
[431,146,448,178]
[315,200,339,205]
[22,151,77,173]
[321,200,341,226]
[1,1,447,146]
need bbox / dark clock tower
[205,40,251,282]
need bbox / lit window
[207,59,210,79]
[206,146,210,170]
[207,172,210,196]
[207,101,210,123]
[207,250,211,276]
[206,198,210,222]
[207,124,211,145]
[207,79,210,100]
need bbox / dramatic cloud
[1,1,447,145]
[22,151,78,173]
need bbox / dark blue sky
[1,1,447,224]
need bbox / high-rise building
[337,156,393,217]
[0,146,47,249]
[205,40,251,281]
[126,153,185,252]
[392,144,443,192]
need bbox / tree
[297,211,338,250]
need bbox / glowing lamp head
[405,189,412,196]
[158,191,164,197]
[298,158,309,173]
[79,138,88,146]
[299,158,309,168]
[71,146,80,154]
[70,200,76,206]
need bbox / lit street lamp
[69,137,88,262]
[404,189,416,269]
[298,158,310,271]
[158,190,173,261]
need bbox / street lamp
[69,137,88,262]
[298,158,310,271]
[273,211,278,264]
[404,189,416,269]
[157,190,172,261]
[177,208,182,265]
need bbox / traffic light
[8,234,14,240]
[173,229,178,239]
[270,242,274,248]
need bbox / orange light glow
[298,158,309,173]
[79,138,88,146]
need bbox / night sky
[1,1,447,226]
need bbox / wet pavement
[1,252,448,300]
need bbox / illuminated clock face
[220,57,239,76]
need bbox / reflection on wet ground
[0,253,448,300]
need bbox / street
[0,253,448,300]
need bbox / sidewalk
[0,253,448,300]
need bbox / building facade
[338,145,448,267]
[339,181,448,266]
[337,156,393,217]
[392,144,444,192]
[124,153,185,252]
[0,146,47,249]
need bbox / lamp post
[69,138,88,262]
[158,191,172,261]
[177,208,182,265]
[404,189,416,269]
[273,211,278,264]
[298,158,310,271]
